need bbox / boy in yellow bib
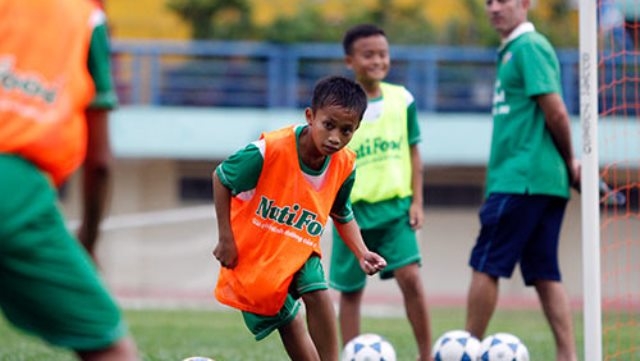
[329,24,433,361]
[212,75,387,361]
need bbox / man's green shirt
[486,23,570,198]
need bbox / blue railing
[112,40,582,113]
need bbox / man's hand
[569,158,581,192]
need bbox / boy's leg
[394,263,432,361]
[338,289,364,346]
[329,226,366,346]
[376,218,429,360]
[535,281,577,361]
[0,156,137,359]
[465,271,499,339]
[295,256,339,360]
[278,313,321,361]
[301,290,339,361]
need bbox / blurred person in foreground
[0,0,138,360]
[464,1,580,360]
[328,24,433,361]
[212,75,386,361]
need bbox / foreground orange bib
[0,0,96,185]
[215,126,355,315]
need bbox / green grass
[0,307,586,360]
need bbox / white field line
[67,205,216,231]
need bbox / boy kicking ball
[211,75,387,361]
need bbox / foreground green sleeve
[330,170,356,224]
[87,20,118,109]
[215,143,264,195]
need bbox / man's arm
[537,93,581,188]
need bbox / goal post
[579,0,603,360]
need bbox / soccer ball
[479,333,529,361]
[181,357,215,361]
[341,333,397,361]
[432,329,481,361]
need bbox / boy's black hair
[311,75,367,121]
[342,23,386,55]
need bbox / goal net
[582,0,640,359]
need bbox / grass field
[0,306,587,360]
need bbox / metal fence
[112,40,583,113]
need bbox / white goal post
[579,0,603,360]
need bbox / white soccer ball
[181,357,215,361]
[432,329,481,361]
[341,333,397,361]
[479,332,529,361]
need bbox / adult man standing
[0,0,138,359]
[464,1,580,360]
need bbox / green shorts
[329,216,422,292]
[242,255,327,340]
[0,155,127,350]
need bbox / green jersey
[216,124,356,224]
[486,23,570,199]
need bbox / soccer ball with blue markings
[432,330,481,361]
[479,333,529,361]
[341,333,396,361]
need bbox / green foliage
[261,5,345,43]
[438,0,578,47]
[261,0,435,44]
[165,0,577,46]
[529,0,579,47]
[440,0,499,46]
[166,0,252,39]
[356,0,437,45]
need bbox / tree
[166,0,251,39]
[262,0,435,45]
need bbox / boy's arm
[406,97,424,230]
[212,169,238,269]
[77,14,117,259]
[409,144,424,230]
[210,142,264,269]
[334,219,386,275]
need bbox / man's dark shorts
[469,193,568,285]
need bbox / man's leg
[465,270,499,339]
[302,290,339,361]
[395,263,432,361]
[338,289,364,346]
[534,280,578,361]
[278,314,321,361]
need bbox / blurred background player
[328,24,433,361]
[0,0,138,360]
[212,75,387,361]
[464,1,580,361]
